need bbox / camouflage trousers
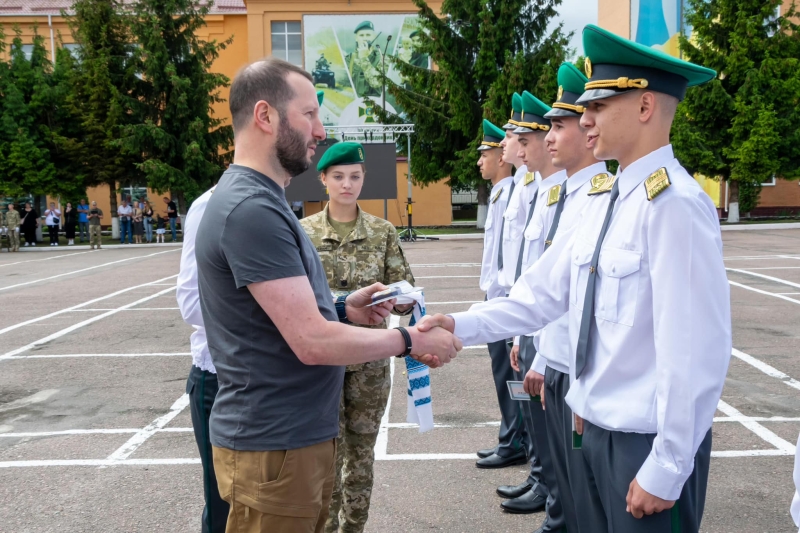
[325,362,391,533]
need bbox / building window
[121,185,149,205]
[21,44,33,61]
[64,44,81,60]
[762,175,776,186]
[271,21,302,66]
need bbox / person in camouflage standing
[300,142,415,533]
[4,202,21,252]
[344,21,383,98]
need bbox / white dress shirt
[534,162,609,375]
[480,176,514,300]
[452,145,731,501]
[176,187,216,373]
[498,165,531,293]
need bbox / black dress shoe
[496,481,532,499]
[501,488,547,514]
[476,451,527,469]
[477,446,497,459]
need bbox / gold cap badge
[584,57,593,79]
[557,85,564,101]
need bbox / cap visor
[513,126,535,134]
[477,144,496,151]
[575,88,635,105]
[502,122,516,130]
[543,108,581,119]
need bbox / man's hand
[626,478,674,519]
[415,313,455,334]
[510,345,520,372]
[345,283,394,326]
[523,369,544,397]
[406,325,462,368]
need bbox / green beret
[317,142,366,172]
[354,21,374,34]
[576,24,716,105]
[478,119,505,151]
[503,92,523,130]
[410,30,420,39]
[513,91,551,134]
[317,90,324,105]
[544,63,589,119]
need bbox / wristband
[335,294,351,324]
[395,326,412,357]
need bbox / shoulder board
[546,184,562,206]
[587,173,614,195]
[491,187,503,204]
[523,172,536,186]
[644,167,671,201]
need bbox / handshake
[345,284,461,368]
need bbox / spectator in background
[20,202,39,247]
[164,196,179,242]
[44,202,61,246]
[118,199,132,245]
[132,202,144,244]
[5,202,20,252]
[63,202,77,245]
[88,201,104,250]
[155,214,166,243]
[143,200,155,243]
[77,199,89,243]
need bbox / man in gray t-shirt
[195,58,460,533]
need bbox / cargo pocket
[523,224,543,264]
[596,247,642,327]
[250,448,321,519]
[503,205,520,243]
[570,240,594,308]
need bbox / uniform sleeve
[221,196,306,289]
[176,198,206,329]
[384,226,414,285]
[635,191,732,501]
[452,225,576,347]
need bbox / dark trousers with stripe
[187,366,229,533]
[581,421,712,533]
[488,339,529,458]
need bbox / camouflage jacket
[345,48,382,97]
[3,210,20,228]
[301,205,415,371]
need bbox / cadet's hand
[407,325,462,368]
[509,345,520,373]
[574,414,583,436]
[345,283,395,326]
[415,313,455,334]
[626,478,674,519]
[523,369,544,397]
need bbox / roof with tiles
[0,0,246,15]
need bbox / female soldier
[300,142,414,533]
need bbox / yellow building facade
[0,0,452,225]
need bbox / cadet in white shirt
[475,118,529,470]
[420,25,731,533]
[176,187,229,533]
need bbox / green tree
[376,0,570,224]
[675,0,800,221]
[123,0,233,210]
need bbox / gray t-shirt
[196,164,344,451]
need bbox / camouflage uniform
[345,48,383,98]
[301,205,414,533]
[3,209,20,252]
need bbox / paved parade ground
[1,229,799,532]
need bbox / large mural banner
[303,14,429,126]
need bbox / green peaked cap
[317,141,365,172]
[503,92,523,130]
[354,20,374,33]
[513,91,551,134]
[478,119,505,151]
[544,63,589,119]
[576,24,716,105]
[317,90,324,105]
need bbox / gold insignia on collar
[491,187,503,204]
[644,167,671,201]
[587,173,614,195]
[523,172,535,186]
[585,57,593,79]
[557,85,563,101]
[546,184,561,206]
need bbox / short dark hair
[229,57,313,133]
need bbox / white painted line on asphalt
[731,348,800,392]
[739,267,800,271]
[462,345,488,351]
[0,249,178,292]
[0,275,178,337]
[727,268,800,290]
[0,428,141,437]
[66,307,180,312]
[0,286,177,361]
[387,421,500,429]
[714,416,800,423]
[378,453,477,461]
[781,255,800,261]
[426,301,481,305]
[106,394,190,462]
[0,458,201,468]
[724,254,800,261]
[721,222,800,231]
[0,390,59,414]
[778,292,800,295]
[716,400,796,454]
[415,275,480,279]
[728,281,800,305]
[8,353,190,360]
[710,449,793,458]
[0,251,91,268]
[374,316,400,461]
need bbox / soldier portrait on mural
[345,20,384,98]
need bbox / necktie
[543,183,567,251]
[497,180,516,270]
[574,179,620,379]
[514,191,538,281]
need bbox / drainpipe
[48,14,55,64]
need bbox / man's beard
[276,110,314,177]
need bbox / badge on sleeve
[546,184,562,206]
[491,187,504,204]
[644,167,671,201]
[523,172,536,186]
[587,173,614,195]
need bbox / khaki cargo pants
[213,439,336,533]
[89,225,102,248]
